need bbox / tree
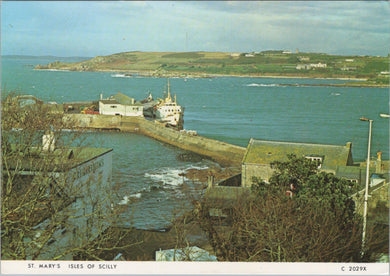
[1,92,137,260]
[267,154,356,223]
[196,155,386,262]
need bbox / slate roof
[204,186,252,206]
[113,92,135,105]
[4,145,113,173]
[100,93,142,106]
[242,138,353,170]
[100,99,119,105]
[335,165,370,181]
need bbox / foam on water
[144,162,210,188]
[246,83,279,87]
[117,193,142,205]
[111,73,128,78]
[186,164,210,170]
[129,192,142,198]
[144,168,188,187]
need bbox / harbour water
[2,56,389,229]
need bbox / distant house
[341,67,357,71]
[245,53,255,57]
[296,64,312,70]
[310,62,327,68]
[296,63,327,70]
[345,59,355,62]
[2,133,113,259]
[99,92,143,117]
[241,138,353,187]
[282,51,292,54]
[298,56,310,62]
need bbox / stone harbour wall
[64,114,246,166]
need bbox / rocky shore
[185,166,241,184]
[35,66,388,87]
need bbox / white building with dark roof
[99,92,143,117]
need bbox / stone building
[241,138,354,187]
[2,134,114,260]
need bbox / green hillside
[35,51,389,86]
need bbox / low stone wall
[64,114,246,166]
[63,114,141,131]
[139,119,245,166]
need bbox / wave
[185,163,210,170]
[246,83,313,88]
[129,192,142,198]
[111,74,128,78]
[117,193,142,205]
[144,163,209,187]
[35,69,70,72]
[246,83,280,87]
[145,168,188,187]
[111,73,138,78]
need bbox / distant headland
[34,51,389,87]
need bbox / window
[305,156,323,168]
[110,105,117,108]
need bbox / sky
[1,1,389,57]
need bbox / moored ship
[152,80,184,129]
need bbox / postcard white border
[1,261,389,275]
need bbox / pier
[64,114,246,167]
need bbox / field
[35,51,389,86]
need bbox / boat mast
[167,79,172,102]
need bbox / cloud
[1,1,389,56]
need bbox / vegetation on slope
[35,51,389,86]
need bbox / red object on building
[83,109,99,114]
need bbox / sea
[1,55,389,229]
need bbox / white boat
[155,80,184,128]
[380,113,390,118]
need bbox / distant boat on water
[380,113,389,118]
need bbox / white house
[296,64,312,70]
[99,92,143,117]
[310,62,327,68]
[296,63,327,70]
[298,56,310,62]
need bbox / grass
[35,51,390,85]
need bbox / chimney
[207,172,215,188]
[346,142,352,149]
[42,131,55,152]
[376,151,382,173]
